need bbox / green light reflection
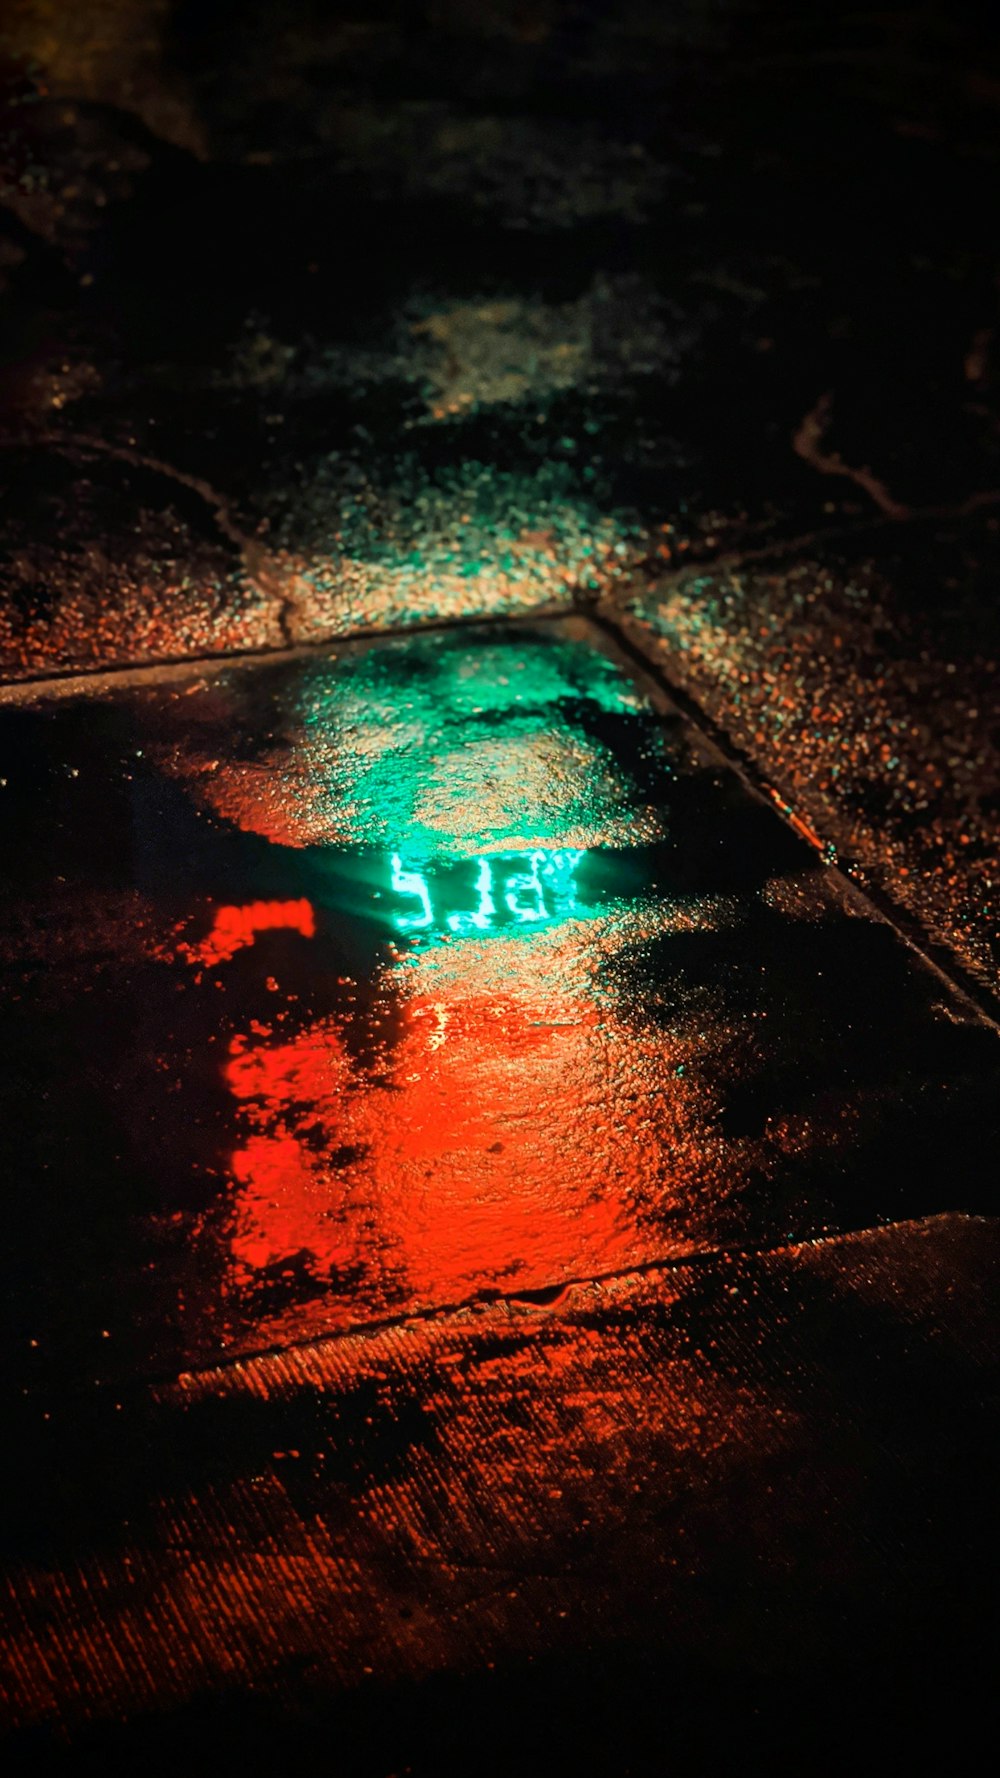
[289,631,663,859]
[388,847,587,938]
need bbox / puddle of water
[0,620,996,1387]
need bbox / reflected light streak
[183,898,315,967]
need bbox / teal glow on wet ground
[388,846,586,937]
[179,625,669,858]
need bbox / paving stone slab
[0,443,284,679]
[6,3,1000,679]
[619,513,1000,994]
[1,14,998,1764]
[1,618,996,1397]
[1,1215,996,1768]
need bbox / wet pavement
[1,2,999,1770]
[2,615,998,1766]
[3,1,1000,990]
[2,614,997,1391]
[3,1218,996,1772]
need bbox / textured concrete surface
[2,1217,996,1769]
[1,4,998,1771]
[2,617,998,1770]
[3,1,1000,990]
[619,513,1000,991]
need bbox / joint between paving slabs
[591,604,1000,1035]
[0,599,578,698]
[5,471,999,689]
[155,1211,995,1397]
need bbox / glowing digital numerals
[389,856,434,931]
[389,849,585,935]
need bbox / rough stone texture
[1,5,999,1770]
[3,1,1000,989]
[620,514,1000,991]
[0,443,283,673]
[1,1217,996,1769]
[1,616,997,1766]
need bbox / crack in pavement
[791,390,1000,524]
[0,599,576,696]
[0,428,302,642]
[5,418,1000,694]
[0,429,255,551]
[793,391,914,519]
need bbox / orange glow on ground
[225,1026,357,1283]
[211,920,723,1347]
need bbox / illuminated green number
[389,848,584,935]
[539,848,584,908]
[390,853,433,931]
[501,850,547,923]
[446,856,496,932]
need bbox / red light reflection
[182,898,315,967]
[225,1024,357,1284]
[206,914,718,1348]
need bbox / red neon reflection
[208,920,712,1347]
[225,1026,358,1284]
[369,971,649,1299]
[186,898,315,966]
